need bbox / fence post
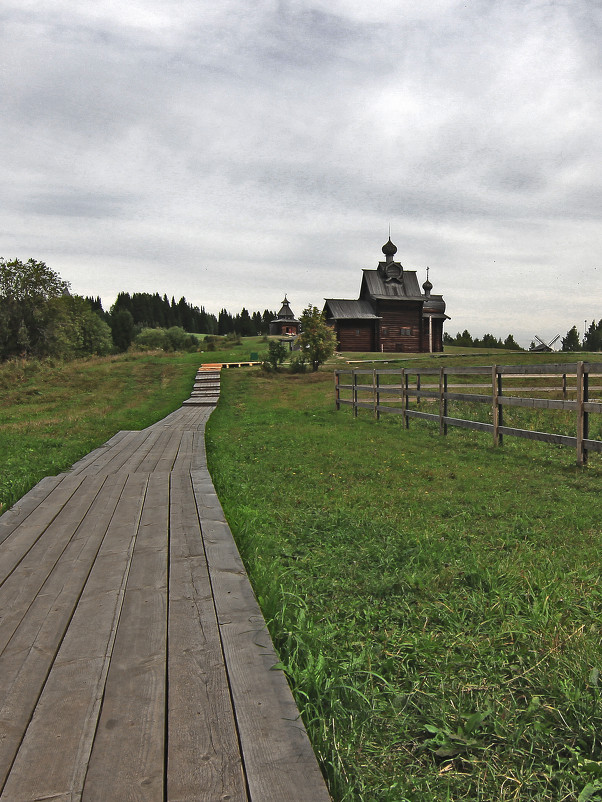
[562,373,567,400]
[334,371,340,410]
[372,368,378,420]
[416,374,421,407]
[353,370,358,418]
[439,367,447,435]
[492,365,501,446]
[576,361,589,466]
[402,368,409,429]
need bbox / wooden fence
[334,361,602,466]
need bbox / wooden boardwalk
[0,369,330,801]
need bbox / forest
[0,258,274,361]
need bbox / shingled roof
[324,299,381,320]
[361,269,424,299]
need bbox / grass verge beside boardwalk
[0,351,201,512]
[206,366,602,802]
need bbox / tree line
[95,292,275,351]
[561,321,602,352]
[0,258,276,361]
[443,330,523,350]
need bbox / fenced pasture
[335,361,602,466]
[209,368,602,802]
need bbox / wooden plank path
[0,366,331,802]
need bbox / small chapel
[269,296,301,336]
[323,238,449,353]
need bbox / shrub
[164,326,198,352]
[288,352,308,373]
[134,328,167,350]
[266,340,288,371]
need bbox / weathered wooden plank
[444,392,491,404]
[170,429,195,474]
[0,472,94,591]
[191,431,209,471]
[129,429,174,474]
[404,367,442,376]
[68,430,133,475]
[82,472,168,801]
[498,363,584,375]
[150,431,187,474]
[0,472,148,802]
[405,409,439,422]
[0,473,131,795]
[69,430,146,476]
[82,430,157,476]
[405,389,440,400]
[442,416,494,433]
[197,513,330,802]
[354,400,377,410]
[498,426,577,447]
[498,395,576,411]
[375,404,405,415]
[167,471,247,802]
[0,474,66,547]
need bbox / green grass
[0,351,201,512]
[2,348,602,800]
[206,366,602,802]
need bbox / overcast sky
[2,0,600,346]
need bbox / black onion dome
[382,238,397,257]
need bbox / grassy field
[2,347,602,801]
[206,360,602,802]
[0,351,201,512]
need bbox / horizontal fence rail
[334,361,602,466]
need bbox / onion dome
[382,238,397,257]
[422,278,433,296]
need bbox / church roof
[422,295,449,320]
[324,299,381,320]
[361,269,424,300]
[276,295,295,319]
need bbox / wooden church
[323,238,449,353]
[269,296,301,336]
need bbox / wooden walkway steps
[0,379,331,801]
[183,363,222,406]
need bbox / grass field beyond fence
[206,366,602,802]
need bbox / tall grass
[0,351,200,511]
[206,367,602,802]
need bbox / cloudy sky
[2,0,600,346]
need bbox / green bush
[288,351,308,373]
[133,326,198,352]
[134,327,167,350]
[264,339,288,371]
[164,326,198,352]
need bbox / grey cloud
[0,0,600,347]
[26,190,135,218]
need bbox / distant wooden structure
[324,238,448,353]
[0,371,331,801]
[269,296,301,336]
[530,334,560,352]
